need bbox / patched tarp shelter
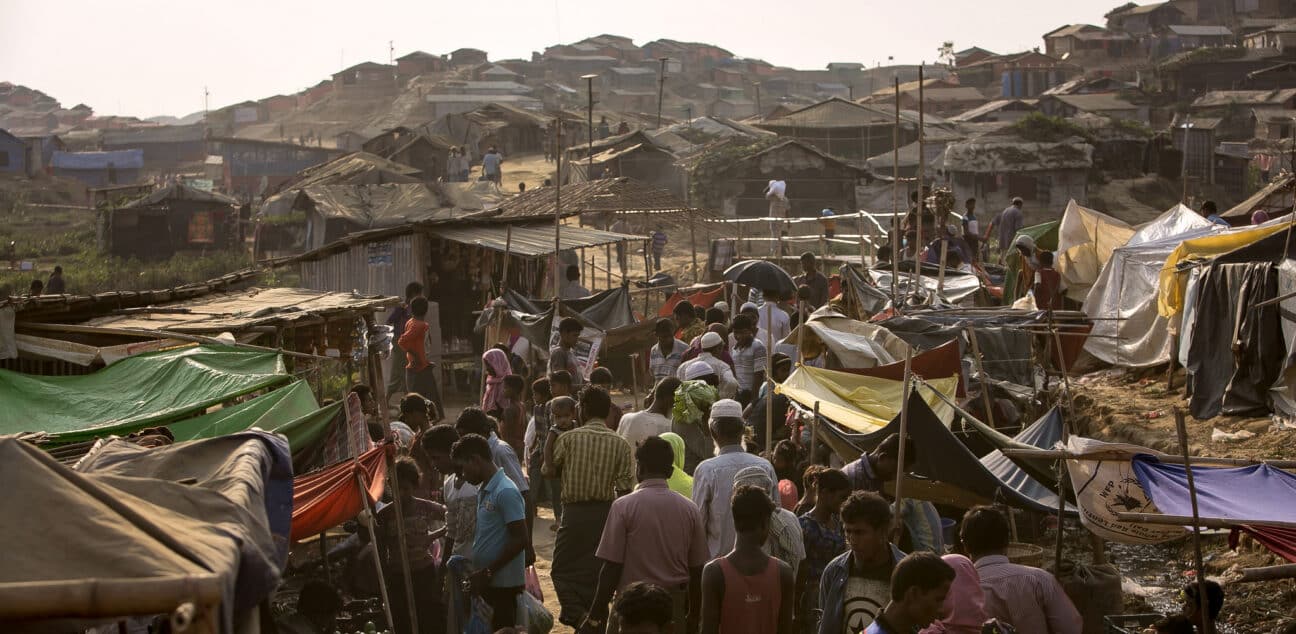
[778,366,959,433]
[0,346,289,442]
[1083,204,1216,366]
[1055,200,1134,302]
[104,183,244,259]
[0,431,290,632]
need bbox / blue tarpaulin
[1132,456,1296,524]
[980,407,1071,511]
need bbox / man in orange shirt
[398,297,442,419]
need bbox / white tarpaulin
[868,269,982,304]
[1056,200,1134,302]
[1082,205,1217,367]
[784,313,911,369]
[1064,436,1183,544]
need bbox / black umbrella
[722,259,797,296]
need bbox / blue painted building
[50,149,144,187]
[0,128,28,175]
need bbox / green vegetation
[1108,117,1153,139]
[0,250,256,296]
[1008,113,1092,143]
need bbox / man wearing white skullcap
[691,399,779,557]
[676,331,738,399]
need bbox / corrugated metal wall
[299,232,425,298]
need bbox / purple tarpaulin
[1131,455,1296,524]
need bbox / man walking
[650,318,689,382]
[617,377,679,448]
[818,492,906,634]
[385,281,423,400]
[961,506,1081,634]
[482,146,504,185]
[699,485,795,634]
[729,314,766,406]
[581,436,709,634]
[453,434,528,631]
[796,253,830,309]
[544,385,635,627]
[995,197,1024,261]
[550,317,586,386]
[693,399,779,558]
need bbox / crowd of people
[324,264,1244,634]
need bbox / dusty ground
[1067,367,1296,631]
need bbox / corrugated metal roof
[427,223,645,257]
[51,150,144,170]
[120,183,240,209]
[1167,24,1232,36]
[102,124,205,146]
[759,97,903,128]
[83,286,396,334]
[488,177,692,220]
[1047,93,1139,112]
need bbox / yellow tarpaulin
[777,365,959,433]
[1056,200,1134,303]
[1157,222,1288,317]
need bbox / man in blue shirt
[1200,200,1230,227]
[454,433,528,630]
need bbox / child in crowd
[590,367,623,430]
[498,375,527,459]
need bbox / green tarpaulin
[0,345,290,442]
[1002,220,1060,304]
[167,381,342,458]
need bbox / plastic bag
[464,596,494,634]
[518,590,553,634]
[525,565,544,602]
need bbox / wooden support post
[368,353,419,634]
[1048,313,1075,412]
[1054,383,1072,575]
[630,352,641,410]
[891,76,901,307]
[356,471,396,633]
[892,349,914,536]
[810,401,820,463]
[966,326,996,429]
[318,532,331,585]
[764,315,775,453]
[689,208,700,283]
[795,300,806,365]
[936,238,948,295]
[1176,408,1215,634]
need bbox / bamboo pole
[764,308,775,453]
[1114,512,1296,530]
[1054,368,1073,574]
[554,117,564,299]
[796,300,806,365]
[1000,448,1296,469]
[368,352,419,634]
[892,348,914,535]
[356,471,397,633]
[1236,563,1296,583]
[966,326,996,429]
[1176,407,1215,634]
[630,352,641,410]
[913,64,926,302]
[690,208,700,282]
[811,400,820,461]
[1047,312,1075,412]
[936,238,948,295]
[19,322,349,362]
[891,76,901,307]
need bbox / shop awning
[427,223,646,257]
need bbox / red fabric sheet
[1231,525,1296,564]
[657,285,727,318]
[838,338,965,396]
[290,443,391,541]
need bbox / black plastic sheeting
[1187,261,1285,419]
[815,391,1066,514]
[878,316,1034,387]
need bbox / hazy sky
[2,0,1123,118]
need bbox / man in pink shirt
[580,436,709,634]
[961,506,1082,634]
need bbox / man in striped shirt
[729,314,767,406]
[650,318,689,382]
[651,228,668,270]
[962,506,1081,634]
[544,385,635,626]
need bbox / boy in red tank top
[700,485,794,634]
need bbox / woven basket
[1006,542,1045,568]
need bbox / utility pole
[656,57,669,129]
[1180,121,1194,203]
[389,40,394,66]
[582,74,598,179]
[203,86,209,119]
[554,117,564,299]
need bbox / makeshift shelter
[1157,218,1289,319]
[1222,172,1294,220]
[777,365,958,434]
[869,266,984,306]
[785,313,912,369]
[1054,200,1134,303]
[1082,204,1216,367]
[0,432,288,632]
[291,443,390,541]
[0,345,289,443]
[808,390,1065,513]
[1001,220,1059,304]
[102,183,243,259]
[943,135,1093,214]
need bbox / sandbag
[1056,561,1122,634]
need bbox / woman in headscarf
[1252,209,1271,225]
[480,347,512,416]
[660,432,693,499]
[918,554,989,634]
